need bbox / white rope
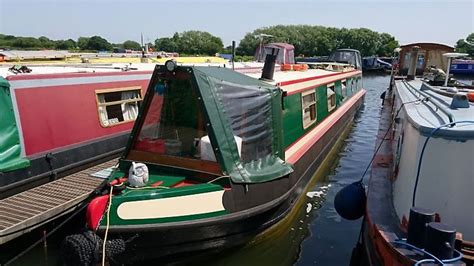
[102,185,113,266]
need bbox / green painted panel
[0,78,30,172]
[282,94,304,147]
[105,183,226,225]
[282,74,362,150]
[316,84,329,120]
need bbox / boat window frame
[327,83,336,112]
[301,89,317,129]
[341,79,347,99]
[95,86,143,128]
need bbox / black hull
[0,132,129,199]
[96,95,365,263]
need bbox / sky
[0,0,472,47]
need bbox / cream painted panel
[117,190,225,220]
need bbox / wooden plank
[0,159,112,245]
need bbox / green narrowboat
[63,48,366,264]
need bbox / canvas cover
[0,78,30,172]
[193,67,293,183]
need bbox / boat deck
[395,79,474,137]
[0,159,116,244]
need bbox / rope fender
[61,230,126,266]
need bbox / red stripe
[6,70,153,81]
[286,89,366,164]
[277,69,360,86]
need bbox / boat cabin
[397,42,454,75]
[254,43,295,65]
[122,62,293,187]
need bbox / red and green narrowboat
[63,49,366,264]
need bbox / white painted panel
[393,120,474,239]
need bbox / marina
[1,1,473,264]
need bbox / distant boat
[362,56,392,72]
[62,46,366,264]
[450,59,474,75]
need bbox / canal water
[2,74,389,266]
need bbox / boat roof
[245,68,361,95]
[400,42,454,50]
[395,79,474,138]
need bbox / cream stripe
[117,190,225,220]
[282,71,361,94]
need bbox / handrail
[402,80,455,124]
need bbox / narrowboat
[62,48,365,264]
[0,58,272,200]
[351,45,474,265]
[0,64,156,200]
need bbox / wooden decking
[0,159,117,244]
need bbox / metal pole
[444,57,451,87]
[232,40,235,70]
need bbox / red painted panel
[15,79,149,156]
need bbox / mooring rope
[102,185,114,266]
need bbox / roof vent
[450,93,470,109]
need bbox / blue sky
[0,0,472,47]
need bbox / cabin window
[133,76,224,169]
[301,90,317,129]
[96,87,142,127]
[341,80,347,99]
[327,83,336,112]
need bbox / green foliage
[55,39,77,50]
[123,40,142,50]
[86,36,113,51]
[455,33,474,56]
[77,37,90,50]
[155,31,224,55]
[237,25,400,57]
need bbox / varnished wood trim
[127,150,223,175]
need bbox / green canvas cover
[192,67,293,183]
[0,78,30,172]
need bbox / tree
[86,36,113,51]
[455,33,474,56]
[123,40,141,50]
[38,36,54,49]
[55,39,76,50]
[154,31,223,55]
[377,33,399,56]
[77,37,90,50]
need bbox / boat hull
[96,89,366,262]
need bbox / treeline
[9,28,471,58]
[237,25,399,57]
[0,27,400,57]
[0,34,143,52]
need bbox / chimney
[260,48,279,82]
[407,46,420,80]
